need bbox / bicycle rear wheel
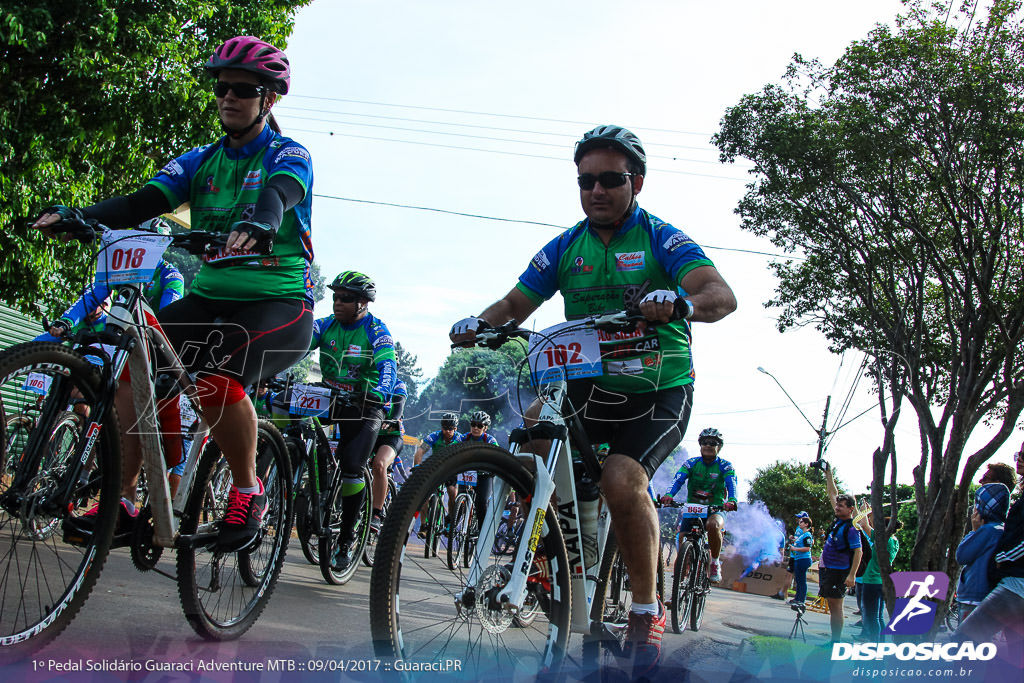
[177,420,292,640]
[370,443,571,676]
[670,540,696,634]
[0,342,122,663]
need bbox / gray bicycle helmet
[440,412,458,429]
[469,410,491,427]
[573,125,647,175]
[330,270,376,302]
[698,427,724,447]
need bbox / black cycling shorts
[565,380,694,481]
[373,433,403,456]
[157,294,313,388]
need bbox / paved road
[2,540,861,682]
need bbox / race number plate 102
[527,321,601,385]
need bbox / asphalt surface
[1,542,862,683]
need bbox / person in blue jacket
[955,482,1010,621]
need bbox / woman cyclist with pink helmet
[33,36,315,552]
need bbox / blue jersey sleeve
[59,281,113,327]
[720,459,738,502]
[147,144,218,206]
[667,458,694,497]
[516,227,579,302]
[366,317,398,401]
[649,217,715,286]
[265,140,313,195]
[157,261,185,309]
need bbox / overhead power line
[311,191,803,260]
[288,94,716,137]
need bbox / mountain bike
[268,379,371,586]
[369,312,663,678]
[362,458,398,567]
[663,501,723,633]
[447,478,478,570]
[0,221,292,663]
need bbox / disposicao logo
[885,571,949,635]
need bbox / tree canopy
[747,459,841,554]
[407,342,532,445]
[1,0,311,315]
[715,0,1024,598]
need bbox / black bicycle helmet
[698,427,724,447]
[469,410,491,427]
[441,412,458,429]
[573,125,647,176]
[330,270,376,302]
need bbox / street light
[757,366,831,470]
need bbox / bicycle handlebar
[453,310,647,351]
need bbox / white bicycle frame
[460,376,612,634]
[105,286,209,547]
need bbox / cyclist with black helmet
[311,270,397,570]
[462,410,499,522]
[660,428,738,583]
[450,124,736,676]
[33,36,315,552]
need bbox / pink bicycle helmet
[205,36,291,94]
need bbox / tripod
[788,603,808,642]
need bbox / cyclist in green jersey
[35,37,315,551]
[310,271,397,570]
[451,125,736,676]
[659,428,738,583]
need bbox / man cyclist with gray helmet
[310,270,397,570]
[450,125,736,676]
[660,427,738,584]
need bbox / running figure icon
[884,571,950,635]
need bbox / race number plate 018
[96,231,171,286]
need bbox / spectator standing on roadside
[819,461,863,643]
[954,483,1010,622]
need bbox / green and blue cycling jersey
[665,455,738,506]
[462,432,499,446]
[420,430,464,457]
[310,312,398,403]
[516,205,714,394]
[147,125,314,303]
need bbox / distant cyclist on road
[413,412,464,532]
[659,427,738,583]
[311,271,397,570]
[461,410,499,522]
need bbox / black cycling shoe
[63,499,138,547]
[332,535,356,571]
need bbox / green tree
[394,340,425,403]
[408,342,531,445]
[1,0,311,315]
[714,0,1024,619]
[747,459,840,554]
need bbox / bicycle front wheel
[690,547,710,631]
[370,443,571,677]
[177,420,292,640]
[447,492,472,571]
[0,342,122,663]
[363,475,396,567]
[319,467,371,586]
[670,540,696,634]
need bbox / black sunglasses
[698,439,720,447]
[214,81,266,99]
[470,422,485,428]
[577,171,634,191]
[333,293,359,304]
